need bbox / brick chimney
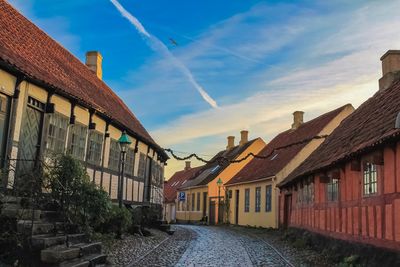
[379,50,400,90]
[291,111,304,130]
[184,161,191,170]
[239,130,248,146]
[226,136,235,150]
[86,51,103,80]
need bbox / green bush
[100,205,132,234]
[47,155,112,233]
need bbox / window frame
[86,130,103,166]
[125,148,135,176]
[265,185,272,212]
[138,153,146,179]
[363,162,378,196]
[327,176,339,202]
[197,192,201,211]
[244,188,250,213]
[108,139,120,171]
[46,112,68,155]
[255,187,261,212]
[68,123,88,161]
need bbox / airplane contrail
[110,0,218,109]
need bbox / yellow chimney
[291,111,304,130]
[226,136,235,150]
[239,130,248,146]
[85,51,103,80]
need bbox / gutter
[225,175,275,187]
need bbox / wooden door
[209,200,216,225]
[235,190,239,225]
[283,194,292,228]
[16,98,44,184]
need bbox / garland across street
[164,135,328,164]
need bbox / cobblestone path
[176,225,293,267]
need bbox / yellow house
[176,131,266,224]
[0,2,168,211]
[225,105,354,228]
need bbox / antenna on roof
[396,112,400,129]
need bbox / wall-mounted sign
[178,192,186,201]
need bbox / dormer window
[363,162,378,196]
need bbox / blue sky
[8,0,400,177]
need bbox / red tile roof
[281,80,400,187]
[164,166,202,203]
[226,105,352,185]
[0,1,165,157]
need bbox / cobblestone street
[127,225,296,267]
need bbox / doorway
[209,200,216,225]
[235,190,239,224]
[16,97,44,185]
[283,194,292,228]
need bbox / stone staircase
[1,195,108,267]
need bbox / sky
[7,0,400,178]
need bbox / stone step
[83,253,107,266]
[41,210,63,222]
[31,234,67,250]
[41,245,80,264]
[0,195,22,204]
[58,253,107,267]
[17,220,64,235]
[59,258,90,267]
[72,242,102,256]
[2,208,41,220]
[67,234,88,245]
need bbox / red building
[278,50,400,251]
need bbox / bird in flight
[169,37,178,46]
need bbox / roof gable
[227,104,351,185]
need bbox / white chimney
[86,51,103,80]
[226,136,235,150]
[239,130,248,146]
[291,111,304,130]
[184,161,191,170]
[379,50,400,90]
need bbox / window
[327,177,339,202]
[125,148,135,176]
[87,131,103,165]
[255,187,261,212]
[46,112,68,154]
[265,185,272,212]
[138,153,146,178]
[364,162,378,195]
[191,193,195,211]
[68,123,87,160]
[108,139,120,171]
[298,177,314,204]
[244,188,250,212]
[197,192,201,211]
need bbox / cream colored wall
[176,186,207,221]
[227,179,275,228]
[0,69,16,96]
[209,138,266,198]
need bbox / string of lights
[164,135,328,165]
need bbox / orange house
[279,50,400,251]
